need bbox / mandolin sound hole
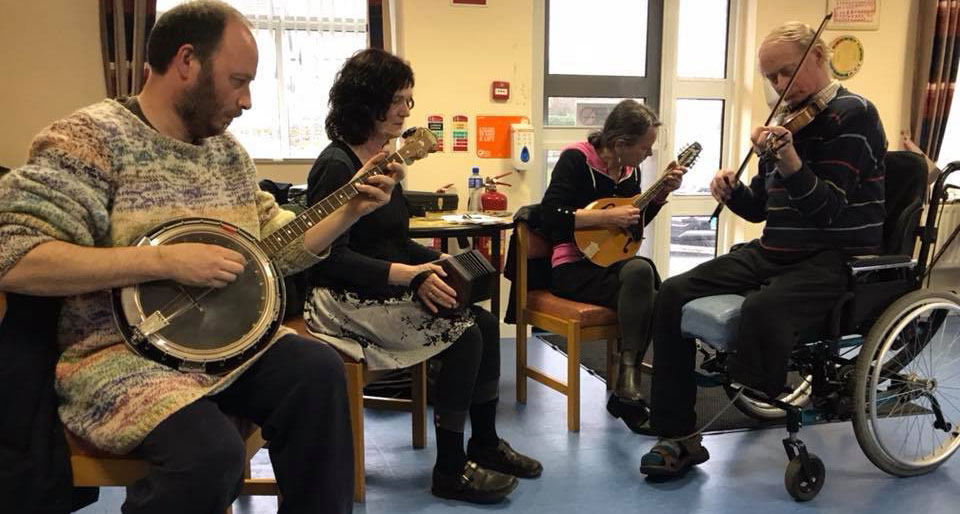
[138,231,270,352]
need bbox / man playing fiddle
[638,21,887,478]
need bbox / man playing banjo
[0,2,396,512]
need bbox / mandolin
[574,142,702,267]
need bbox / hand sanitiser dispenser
[510,123,534,171]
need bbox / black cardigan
[304,140,441,299]
[540,148,664,245]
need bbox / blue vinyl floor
[79,336,960,514]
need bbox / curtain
[100,0,157,98]
[911,0,960,162]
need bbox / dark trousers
[552,257,660,356]
[650,242,847,437]
[123,335,353,514]
[432,306,501,430]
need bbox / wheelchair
[679,153,960,501]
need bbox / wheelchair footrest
[693,370,728,388]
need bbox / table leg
[490,229,501,320]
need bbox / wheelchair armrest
[846,254,915,274]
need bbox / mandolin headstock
[677,142,703,168]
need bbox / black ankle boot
[614,349,644,403]
[431,461,518,503]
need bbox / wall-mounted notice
[477,115,528,158]
[452,115,469,152]
[827,0,880,30]
[427,115,444,152]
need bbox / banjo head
[114,218,284,374]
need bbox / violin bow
[709,11,834,231]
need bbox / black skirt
[549,256,661,310]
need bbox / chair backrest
[882,151,927,256]
[512,204,549,256]
[505,205,554,322]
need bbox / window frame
[654,0,741,276]
[543,0,664,116]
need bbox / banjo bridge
[136,310,170,338]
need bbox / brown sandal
[640,435,710,478]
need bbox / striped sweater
[728,87,887,254]
[0,99,319,454]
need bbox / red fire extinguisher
[476,172,511,267]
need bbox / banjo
[113,127,437,375]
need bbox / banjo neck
[255,151,405,258]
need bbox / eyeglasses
[391,95,414,110]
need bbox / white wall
[393,0,535,211]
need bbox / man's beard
[175,65,224,141]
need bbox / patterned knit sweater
[727,86,888,254]
[0,99,319,454]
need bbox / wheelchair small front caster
[784,453,825,501]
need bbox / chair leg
[411,361,427,449]
[344,362,365,503]
[516,317,528,404]
[566,323,581,432]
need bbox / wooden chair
[285,316,427,502]
[513,218,620,432]
[67,420,277,513]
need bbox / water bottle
[467,166,482,211]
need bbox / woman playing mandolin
[540,100,686,432]
[301,49,541,504]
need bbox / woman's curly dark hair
[325,49,415,145]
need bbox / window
[939,96,960,179]
[676,0,729,79]
[548,0,648,78]
[544,0,663,122]
[156,0,371,160]
[673,98,724,195]
[663,0,734,276]
[669,215,715,275]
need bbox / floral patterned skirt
[303,288,476,370]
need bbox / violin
[710,11,833,221]
[757,94,831,160]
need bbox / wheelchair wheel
[784,453,825,501]
[724,372,813,421]
[853,289,960,477]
